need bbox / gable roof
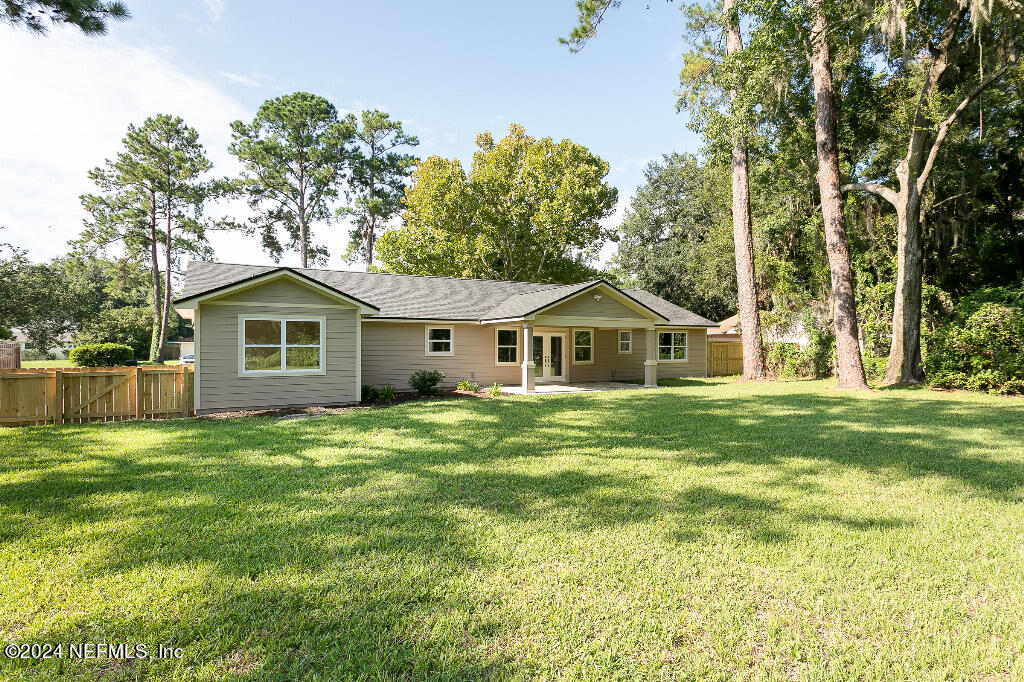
[175,262,717,326]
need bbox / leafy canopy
[1,0,129,35]
[377,123,618,283]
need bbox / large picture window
[425,326,454,355]
[573,328,593,364]
[241,317,324,374]
[658,331,688,361]
[496,328,518,364]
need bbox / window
[658,331,688,361]
[241,317,324,374]
[496,328,518,365]
[573,328,593,363]
[618,330,632,354]
[425,326,454,355]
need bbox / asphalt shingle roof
[176,262,717,326]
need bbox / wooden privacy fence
[0,366,194,427]
[709,341,744,377]
[0,343,20,369]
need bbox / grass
[1,378,1022,681]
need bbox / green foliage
[229,92,356,267]
[613,153,736,321]
[361,384,378,402]
[926,302,1024,395]
[378,384,397,403]
[764,319,835,380]
[861,352,888,385]
[377,123,617,283]
[68,342,133,367]
[409,369,446,396]
[1,0,129,35]
[483,382,502,397]
[72,305,153,359]
[457,380,481,393]
[340,110,419,268]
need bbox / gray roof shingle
[176,262,716,326]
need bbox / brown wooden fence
[0,343,21,370]
[709,341,744,376]
[0,366,194,427]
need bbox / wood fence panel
[0,366,194,427]
[710,342,744,377]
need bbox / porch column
[521,322,536,393]
[644,327,658,387]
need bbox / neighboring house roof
[710,314,739,335]
[175,262,718,327]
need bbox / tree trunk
[365,219,375,272]
[159,197,173,364]
[148,190,162,363]
[299,216,308,268]
[885,183,924,384]
[809,0,868,389]
[723,0,765,380]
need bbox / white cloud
[201,0,225,22]
[0,29,274,265]
[217,70,269,88]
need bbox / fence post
[132,366,142,421]
[53,369,63,425]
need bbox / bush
[926,302,1024,394]
[378,384,397,403]
[73,306,152,360]
[484,382,502,397]
[861,352,887,385]
[68,343,134,367]
[457,380,481,392]
[765,343,805,379]
[361,384,378,402]
[409,369,446,395]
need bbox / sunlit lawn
[1,379,1022,680]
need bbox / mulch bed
[197,389,491,421]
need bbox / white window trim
[238,315,326,376]
[618,329,632,354]
[657,330,689,362]
[424,325,455,356]
[495,327,520,366]
[572,327,594,365]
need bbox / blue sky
[0,0,701,269]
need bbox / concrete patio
[501,381,652,395]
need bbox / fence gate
[0,366,194,427]
[710,341,744,376]
[0,343,20,370]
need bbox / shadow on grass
[0,383,1022,678]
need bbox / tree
[229,92,356,268]
[805,0,869,389]
[614,153,737,321]
[72,305,152,359]
[1,0,128,34]
[567,0,768,379]
[341,110,419,270]
[80,114,218,361]
[841,1,1022,384]
[377,123,618,282]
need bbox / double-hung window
[618,330,632,354]
[496,328,518,364]
[425,326,454,355]
[241,317,324,374]
[658,331,688,361]
[573,328,594,364]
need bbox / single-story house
[165,338,195,359]
[173,262,717,414]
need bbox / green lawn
[1,379,1022,681]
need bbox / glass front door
[532,333,565,382]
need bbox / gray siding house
[174,262,717,414]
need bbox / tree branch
[840,182,898,207]
[917,63,1014,193]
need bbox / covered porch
[501,380,651,395]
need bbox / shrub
[68,343,134,367]
[484,382,502,397]
[765,343,805,379]
[409,369,446,395]
[925,302,1024,394]
[457,380,480,392]
[378,384,397,403]
[361,384,378,402]
[861,352,887,385]
[73,306,153,360]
